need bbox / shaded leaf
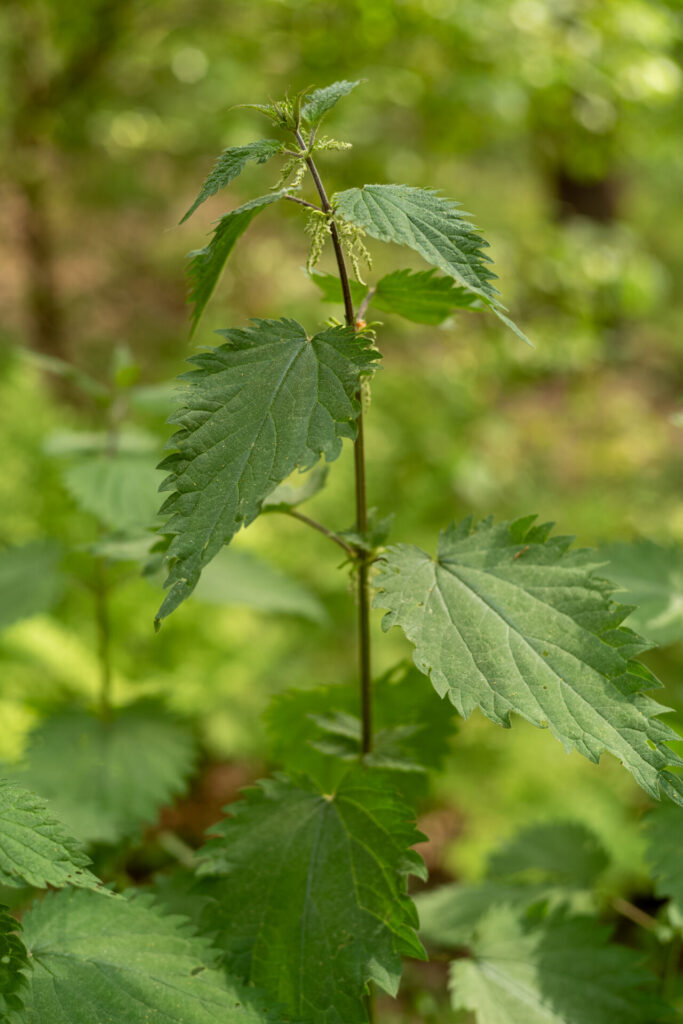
[333,185,529,342]
[63,456,164,533]
[156,319,378,622]
[301,80,363,124]
[0,778,101,890]
[198,767,426,1023]
[644,803,683,915]
[0,906,28,1015]
[600,539,683,646]
[0,542,64,632]
[181,139,284,223]
[416,881,554,948]
[11,889,278,1023]
[309,270,368,308]
[13,704,196,845]
[373,268,482,324]
[486,820,609,889]
[264,663,456,790]
[191,547,325,622]
[374,515,683,804]
[450,906,664,1024]
[189,192,286,334]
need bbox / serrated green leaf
[0,906,28,1015]
[372,268,482,324]
[600,539,683,646]
[0,542,65,632]
[262,464,328,511]
[644,803,683,915]
[155,319,378,623]
[309,270,368,308]
[189,192,286,334]
[449,906,663,1024]
[63,456,164,533]
[11,889,278,1024]
[191,547,325,622]
[486,821,609,889]
[181,140,284,223]
[198,766,426,1023]
[0,778,101,890]
[374,515,683,804]
[333,185,529,343]
[12,704,196,845]
[264,663,456,790]
[301,80,363,125]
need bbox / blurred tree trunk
[17,174,67,360]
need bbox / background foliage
[0,0,681,1019]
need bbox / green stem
[94,558,112,719]
[295,129,373,755]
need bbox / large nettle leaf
[0,778,101,891]
[198,766,426,1024]
[0,907,29,1015]
[181,139,284,223]
[333,185,529,342]
[189,192,286,334]
[374,515,683,805]
[156,319,378,622]
[449,906,664,1024]
[12,704,196,845]
[10,889,279,1024]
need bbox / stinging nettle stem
[295,128,373,755]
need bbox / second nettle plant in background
[148,81,681,1021]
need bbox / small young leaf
[13,704,196,845]
[333,185,530,342]
[644,803,683,914]
[155,319,378,622]
[181,139,284,223]
[449,906,664,1024]
[0,779,102,891]
[486,821,609,889]
[301,80,363,125]
[373,268,482,324]
[189,191,286,335]
[374,515,683,804]
[0,542,64,632]
[309,270,368,308]
[264,663,456,788]
[63,456,164,533]
[12,889,278,1024]
[191,547,325,623]
[600,539,683,647]
[198,766,426,1023]
[0,907,28,1015]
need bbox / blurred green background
[1,0,682,968]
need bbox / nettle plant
[3,80,683,1024]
